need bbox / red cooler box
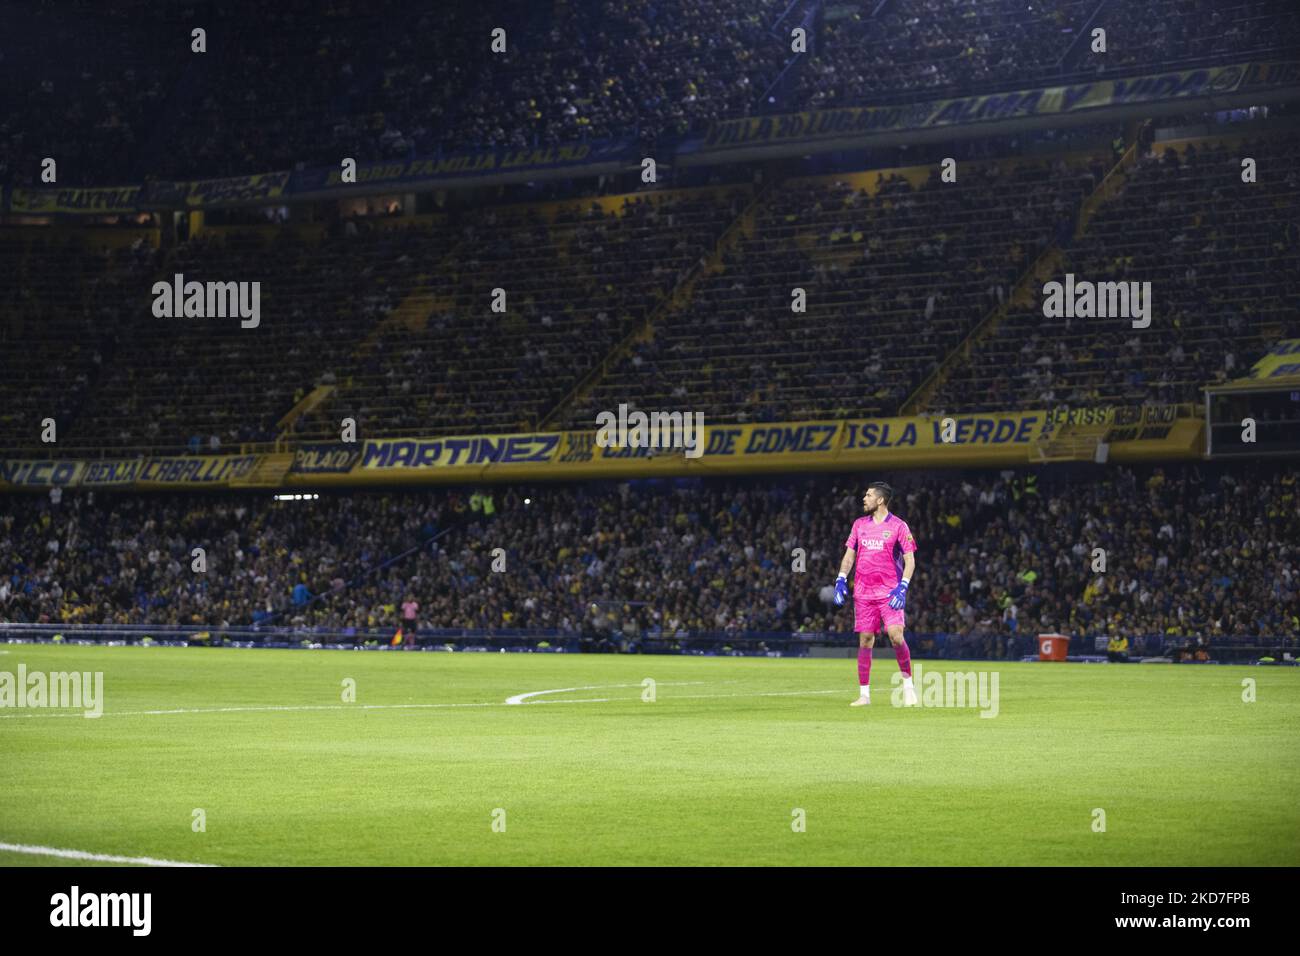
[1036,633,1070,661]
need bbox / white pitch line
[674,689,843,699]
[504,680,717,705]
[525,689,843,704]
[0,841,215,867]
[0,701,503,720]
[0,683,837,720]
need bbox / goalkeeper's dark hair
[867,481,894,506]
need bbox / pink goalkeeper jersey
[845,512,917,600]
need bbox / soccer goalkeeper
[832,481,918,707]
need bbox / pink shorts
[854,596,905,634]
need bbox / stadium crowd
[2,463,1295,657]
[297,190,748,439]
[567,154,1090,427]
[4,125,1296,455]
[4,0,1296,185]
[932,134,1300,412]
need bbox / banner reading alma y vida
[695,61,1266,152]
[290,137,637,193]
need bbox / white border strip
[0,841,215,867]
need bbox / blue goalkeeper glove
[833,575,848,607]
[888,580,909,610]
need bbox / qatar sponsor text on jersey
[844,512,916,599]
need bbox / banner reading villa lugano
[0,408,1204,491]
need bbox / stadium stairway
[228,452,295,488]
[902,244,1065,415]
[276,385,336,434]
[902,136,1137,418]
[1074,141,1138,239]
[1030,421,1110,463]
[534,183,767,430]
[274,232,463,444]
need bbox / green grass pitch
[1,644,1297,866]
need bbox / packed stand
[296,191,748,438]
[0,233,160,453]
[797,0,1096,109]
[0,0,195,187]
[1077,0,1300,74]
[2,462,1296,654]
[931,134,1300,413]
[0,222,461,455]
[569,155,1094,427]
[4,0,1294,185]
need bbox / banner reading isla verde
[0,408,1202,491]
[332,411,1057,483]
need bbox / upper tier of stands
[567,155,1092,427]
[2,0,1296,184]
[3,127,1297,454]
[931,134,1300,412]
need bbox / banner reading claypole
[9,185,143,215]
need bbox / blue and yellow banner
[1237,338,1300,383]
[141,172,292,208]
[0,454,259,489]
[290,444,363,475]
[1,408,1203,491]
[290,138,636,194]
[689,61,1292,155]
[9,185,143,215]
[345,412,1057,483]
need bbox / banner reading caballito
[0,454,260,490]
